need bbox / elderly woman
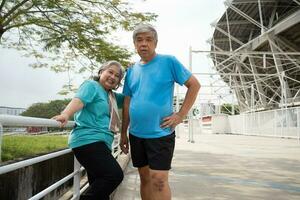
[53,61,124,200]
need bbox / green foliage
[1,135,68,162]
[221,103,240,115]
[21,99,71,119]
[0,0,157,93]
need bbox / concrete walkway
[113,132,300,200]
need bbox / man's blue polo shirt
[122,54,192,138]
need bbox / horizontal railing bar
[0,149,71,175]
[112,149,122,158]
[0,114,123,200]
[0,114,75,127]
[70,181,90,200]
[29,169,80,200]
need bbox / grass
[1,134,68,162]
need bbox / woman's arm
[52,98,84,127]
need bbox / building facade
[0,106,26,116]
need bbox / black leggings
[73,141,124,200]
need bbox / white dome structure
[210,0,300,112]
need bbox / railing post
[188,46,193,142]
[188,114,191,142]
[242,113,245,135]
[0,123,3,163]
[175,84,180,138]
[73,156,81,200]
[190,116,195,143]
[274,110,277,137]
[281,108,284,137]
[297,108,300,143]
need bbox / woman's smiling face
[99,64,121,90]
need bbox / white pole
[281,72,285,137]
[251,84,254,133]
[0,123,3,163]
[297,108,300,143]
[176,84,180,138]
[218,96,221,114]
[73,157,81,200]
[188,46,193,142]
[243,113,246,135]
[274,110,277,137]
[230,75,235,115]
[251,84,254,112]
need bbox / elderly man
[120,24,200,200]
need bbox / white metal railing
[0,148,72,174]
[0,114,122,200]
[228,107,300,140]
[194,107,300,142]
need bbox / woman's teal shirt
[68,80,124,150]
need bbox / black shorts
[129,132,175,170]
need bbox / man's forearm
[121,111,129,136]
[121,97,130,136]
[178,76,200,117]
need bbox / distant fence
[196,107,300,141]
[228,107,300,139]
[0,114,122,200]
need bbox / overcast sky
[0,0,226,108]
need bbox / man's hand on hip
[160,112,184,129]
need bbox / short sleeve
[115,92,125,109]
[74,81,97,106]
[122,69,132,97]
[171,56,192,85]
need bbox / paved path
[113,132,300,200]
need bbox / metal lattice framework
[210,0,300,112]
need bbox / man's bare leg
[138,166,152,200]
[149,169,171,200]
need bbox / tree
[21,99,72,119]
[0,0,156,93]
